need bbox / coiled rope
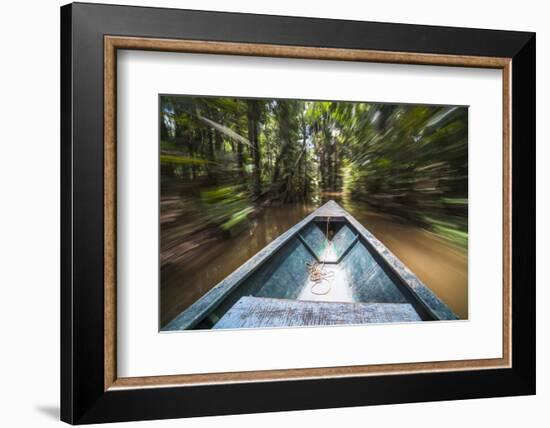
[306,216,334,295]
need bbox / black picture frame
[61,2,535,424]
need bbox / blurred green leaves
[160,95,468,248]
[201,185,254,233]
[161,154,213,165]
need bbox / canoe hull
[164,201,458,331]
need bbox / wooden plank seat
[213,295,422,329]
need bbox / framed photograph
[61,2,535,424]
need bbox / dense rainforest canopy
[160,96,468,267]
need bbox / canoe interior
[196,216,434,329]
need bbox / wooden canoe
[164,200,458,331]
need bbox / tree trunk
[247,100,262,197]
[332,140,338,190]
[208,129,215,160]
[236,141,244,177]
[272,103,290,185]
[215,130,223,153]
[189,147,197,181]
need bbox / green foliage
[160,95,468,247]
[161,154,212,165]
[200,185,253,233]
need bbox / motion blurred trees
[160,96,468,249]
[340,104,468,245]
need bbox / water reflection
[160,195,467,327]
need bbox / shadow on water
[160,194,467,327]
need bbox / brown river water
[160,195,468,327]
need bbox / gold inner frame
[104,35,512,391]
